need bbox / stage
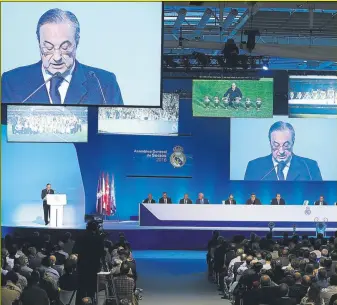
[2,219,336,250]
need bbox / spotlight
[262,59,269,70]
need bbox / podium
[46,194,67,227]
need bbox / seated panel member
[271,193,286,205]
[159,192,172,204]
[196,193,209,204]
[1,8,123,105]
[244,121,322,181]
[314,195,328,206]
[224,194,236,205]
[179,194,192,204]
[245,193,262,205]
[142,193,155,204]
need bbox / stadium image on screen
[98,93,179,136]
[7,106,88,143]
[192,78,273,118]
[288,75,337,118]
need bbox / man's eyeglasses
[40,44,75,56]
[271,142,293,151]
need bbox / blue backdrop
[1,75,337,224]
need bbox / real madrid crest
[304,207,311,215]
[170,146,186,168]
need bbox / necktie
[49,76,64,104]
[277,161,286,181]
[277,200,279,205]
[165,199,167,204]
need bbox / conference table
[139,204,337,230]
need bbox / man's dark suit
[41,188,54,224]
[196,198,210,204]
[245,198,262,205]
[1,60,123,105]
[244,154,322,181]
[143,198,155,203]
[314,200,328,205]
[224,199,237,205]
[179,198,192,204]
[271,198,286,205]
[159,197,172,204]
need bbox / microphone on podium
[88,71,107,104]
[260,163,278,181]
[21,72,63,103]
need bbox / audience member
[321,274,337,304]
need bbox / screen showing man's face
[320,196,324,202]
[184,194,188,199]
[163,193,167,199]
[148,194,152,199]
[276,194,281,200]
[229,195,233,200]
[198,193,203,199]
[39,22,77,75]
[270,129,293,164]
[46,184,51,190]
[251,195,255,201]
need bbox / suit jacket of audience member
[314,200,328,205]
[245,198,262,205]
[271,198,286,205]
[142,198,156,204]
[179,198,192,204]
[159,197,172,204]
[224,199,237,205]
[196,198,210,204]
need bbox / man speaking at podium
[41,183,54,225]
[1,8,123,105]
[244,121,322,181]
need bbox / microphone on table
[21,72,63,103]
[89,71,107,105]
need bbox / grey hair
[36,8,80,46]
[268,121,295,143]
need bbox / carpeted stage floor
[130,250,229,305]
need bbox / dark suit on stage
[1,61,123,105]
[159,197,172,204]
[245,198,262,205]
[314,200,328,206]
[224,199,237,205]
[196,198,210,204]
[271,198,286,205]
[244,154,322,181]
[41,188,54,225]
[179,198,192,204]
[143,198,155,204]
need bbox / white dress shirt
[272,157,291,180]
[42,64,75,104]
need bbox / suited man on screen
[142,193,155,204]
[41,183,55,225]
[196,193,209,204]
[314,195,328,206]
[179,193,192,204]
[244,121,322,181]
[159,192,172,204]
[224,194,237,205]
[1,8,123,105]
[271,193,286,205]
[245,193,261,205]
